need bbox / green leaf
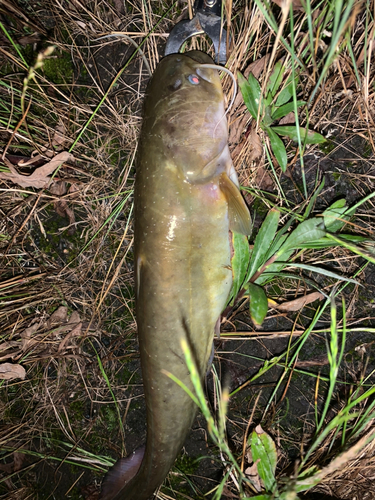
[255,248,295,285]
[247,209,280,281]
[242,496,274,500]
[293,234,367,250]
[250,425,277,492]
[266,60,284,100]
[284,262,359,284]
[230,232,250,303]
[238,71,262,120]
[322,199,352,232]
[274,76,298,107]
[325,234,375,265]
[271,100,306,121]
[247,283,268,327]
[304,178,325,218]
[267,127,288,172]
[278,218,326,254]
[271,125,326,144]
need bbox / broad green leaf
[238,71,262,120]
[323,199,351,232]
[230,232,250,303]
[247,283,268,327]
[271,125,326,144]
[247,209,280,281]
[271,100,306,121]
[274,75,299,107]
[250,425,277,493]
[266,61,284,100]
[278,218,326,254]
[267,127,288,172]
[264,217,296,261]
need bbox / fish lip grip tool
[164,0,228,64]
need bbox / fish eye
[188,74,200,85]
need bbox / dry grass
[1,0,375,498]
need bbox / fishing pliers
[164,0,228,64]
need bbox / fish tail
[100,445,145,500]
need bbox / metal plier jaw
[164,0,228,64]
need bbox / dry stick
[2,99,32,160]
[4,191,42,255]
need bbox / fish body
[101,51,251,500]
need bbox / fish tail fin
[100,445,145,500]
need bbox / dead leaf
[52,121,68,148]
[17,33,41,45]
[232,121,264,161]
[68,183,80,194]
[55,200,75,224]
[18,153,47,166]
[245,460,263,492]
[273,291,324,312]
[278,112,295,125]
[271,0,304,11]
[46,306,68,328]
[0,152,74,189]
[255,165,274,191]
[0,363,26,380]
[13,451,26,472]
[50,180,67,196]
[21,322,42,350]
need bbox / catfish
[101,50,251,500]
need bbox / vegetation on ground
[1,0,375,499]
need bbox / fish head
[143,51,230,184]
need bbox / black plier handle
[164,0,228,64]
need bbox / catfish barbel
[101,50,251,500]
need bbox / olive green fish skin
[102,51,249,500]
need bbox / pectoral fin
[219,172,252,236]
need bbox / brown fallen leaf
[232,123,263,162]
[52,121,68,148]
[21,322,42,350]
[278,112,295,125]
[46,306,68,328]
[50,180,67,196]
[244,460,263,492]
[0,363,26,380]
[0,152,74,189]
[0,341,19,361]
[271,0,304,11]
[49,180,76,234]
[17,33,41,45]
[272,291,324,312]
